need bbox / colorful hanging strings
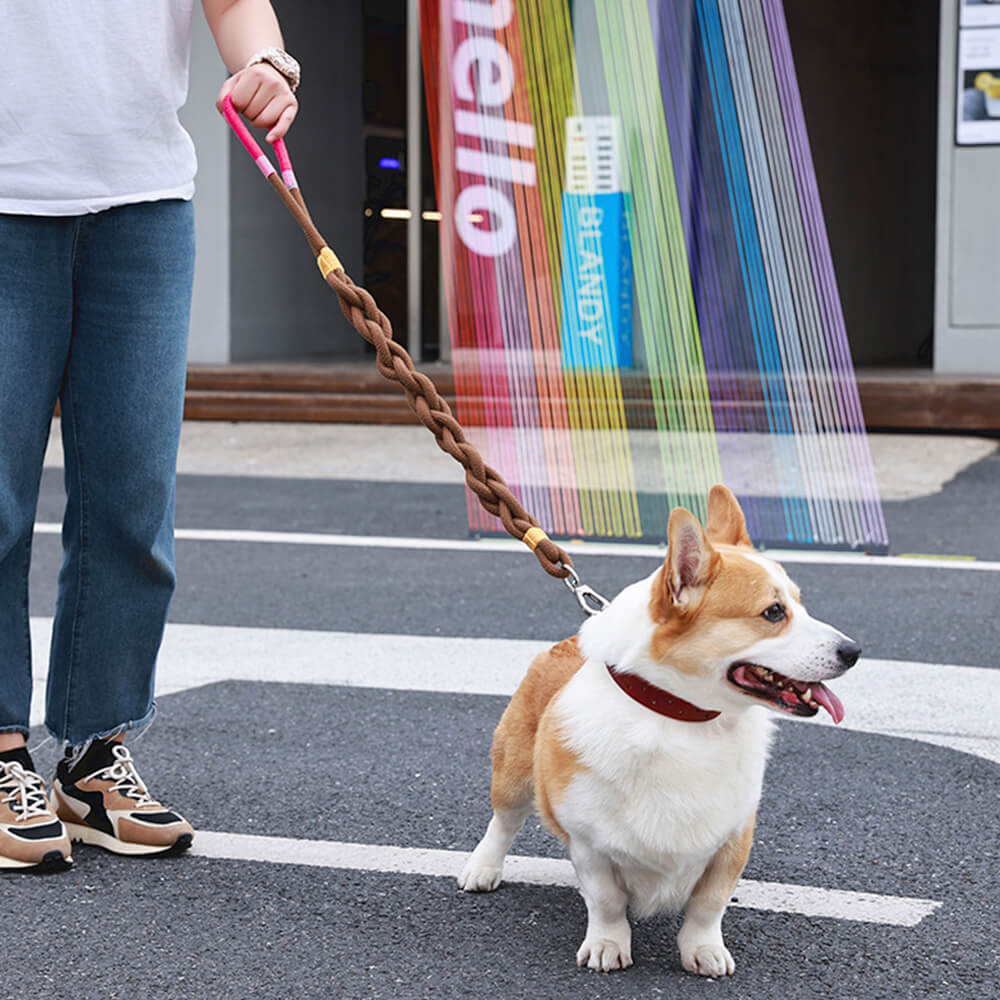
[420,0,888,552]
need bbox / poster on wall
[956,26,1000,143]
[961,0,1000,29]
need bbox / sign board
[560,117,634,370]
[960,0,1000,29]
[957,7,1000,144]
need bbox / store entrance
[363,0,940,369]
[362,0,442,361]
[784,1,939,367]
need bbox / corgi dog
[458,485,861,978]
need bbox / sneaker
[0,759,73,872]
[52,741,194,857]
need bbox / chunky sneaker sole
[0,849,73,873]
[52,741,194,858]
[1,760,73,872]
[60,820,192,857]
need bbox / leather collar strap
[606,664,721,722]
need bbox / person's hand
[216,63,297,142]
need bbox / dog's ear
[705,484,753,548]
[665,507,719,611]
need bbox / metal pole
[407,0,422,363]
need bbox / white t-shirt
[0,0,198,215]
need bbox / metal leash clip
[562,565,610,617]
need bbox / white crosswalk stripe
[31,523,1000,573]
[189,831,942,928]
[29,618,1000,765]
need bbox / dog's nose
[837,639,862,670]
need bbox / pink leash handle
[220,94,298,190]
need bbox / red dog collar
[606,664,721,723]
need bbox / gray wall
[229,2,366,361]
[785,0,940,367]
[934,0,1000,374]
[180,3,231,364]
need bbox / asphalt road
[8,431,999,1000]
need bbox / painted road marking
[27,619,1000,764]
[30,523,1000,573]
[188,831,942,928]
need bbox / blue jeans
[0,200,195,745]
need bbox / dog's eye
[761,603,785,623]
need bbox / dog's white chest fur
[552,659,774,916]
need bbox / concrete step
[184,362,1000,432]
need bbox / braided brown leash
[222,101,611,608]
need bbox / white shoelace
[95,745,159,810]
[0,762,52,822]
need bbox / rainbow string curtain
[420,0,888,552]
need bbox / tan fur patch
[687,811,757,914]
[489,638,583,820]
[650,550,793,675]
[705,484,753,548]
[533,708,583,842]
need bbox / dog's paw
[576,936,633,972]
[680,942,735,978]
[457,858,502,892]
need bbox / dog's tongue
[811,682,844,725]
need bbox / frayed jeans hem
[48,701,156,751]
